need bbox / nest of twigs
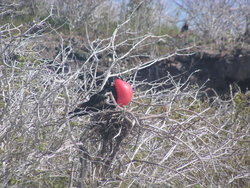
[78,110,134,186]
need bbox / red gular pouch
[114,79,133,107]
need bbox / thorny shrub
[0,14,249,188]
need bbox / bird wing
[69,93,116,117]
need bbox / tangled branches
[0,10,249,188]
[77,111,134,187]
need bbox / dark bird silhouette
[181,22,189,33]
[69,78,133,118]
[69,81,117,117]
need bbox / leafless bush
[0,8,249,188]
[176,0,250,48]
[51,0,111,29]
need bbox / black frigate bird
[69,78,132,118]
[181,21,189,33]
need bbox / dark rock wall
[136,49,250,95]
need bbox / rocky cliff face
[136,48,250,96]
[34,35,250,97]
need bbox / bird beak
[105,92,116,104]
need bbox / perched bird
[69,78,133,117]
[181,21,189,33]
